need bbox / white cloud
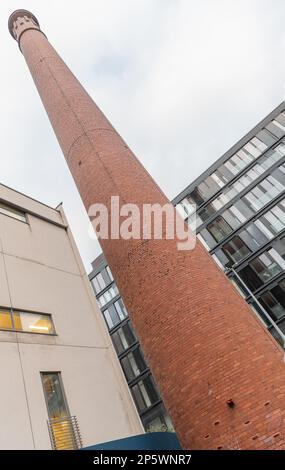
[0,0,285,270]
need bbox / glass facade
[174,105,285,347]
[89,260,174,433]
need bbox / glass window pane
[121,347,147,381]
[207,216,232,242]
[111,322,136,354]
[131,376,159,413]
[222,236,251,264]
[0,202,26,222]
[114,299,127,321]
[14,312,50,333]
[13,311,54,334]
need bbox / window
[0,309,54,334]
[239,243,285,292]
[111,322,137,355]
[208,216,232,242]
[260,280,285,322]
[91,266,114,295]
[0,309,13,329]
[250,252,283,283]
[194,142,285,226]
[103,297,128,329]
[222,236,251,265]
[131,375,159,413]
[259,291,285,322]
[41,372,69,420]
[243,172,284,213]
[41,372,78,450]
[142,404,174,433]
[238,265,263,292]
[0,202,26,222]
[121,347,147,382]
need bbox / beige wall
[0,184,143,449]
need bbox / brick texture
[9,10,285,449]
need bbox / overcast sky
[1,0,285,270]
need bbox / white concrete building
[0,182,143,450]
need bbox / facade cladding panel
[89,256,174,433]
[174,102,285,347]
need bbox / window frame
[0,307,56,335]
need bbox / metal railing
[47,415,83,450]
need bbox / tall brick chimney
[9,9,285,449]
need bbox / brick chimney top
[8,9,41,44]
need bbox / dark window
[240,246,285,292]
[239,265,263,292]
[91,266,114,295]
[250,252,283,283]
[103,297,128,329]
[259,291,285,322]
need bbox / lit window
[121,347,147,382]
[13,311,55,334]
[0,202,26,222]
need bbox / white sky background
[1,0,285,271]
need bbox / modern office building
[0,183,142,450]
[174,102,285,348]
[89,255,174,434]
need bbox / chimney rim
[8,9,40,39]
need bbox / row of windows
[91,266,113,295]
[199,164,285,249]
[176,111,285,216]
[191,141,285,229]
[0,308,55,334]
[214,198,285,268]
[238,237,285,293]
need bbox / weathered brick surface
[9,10,285,449]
